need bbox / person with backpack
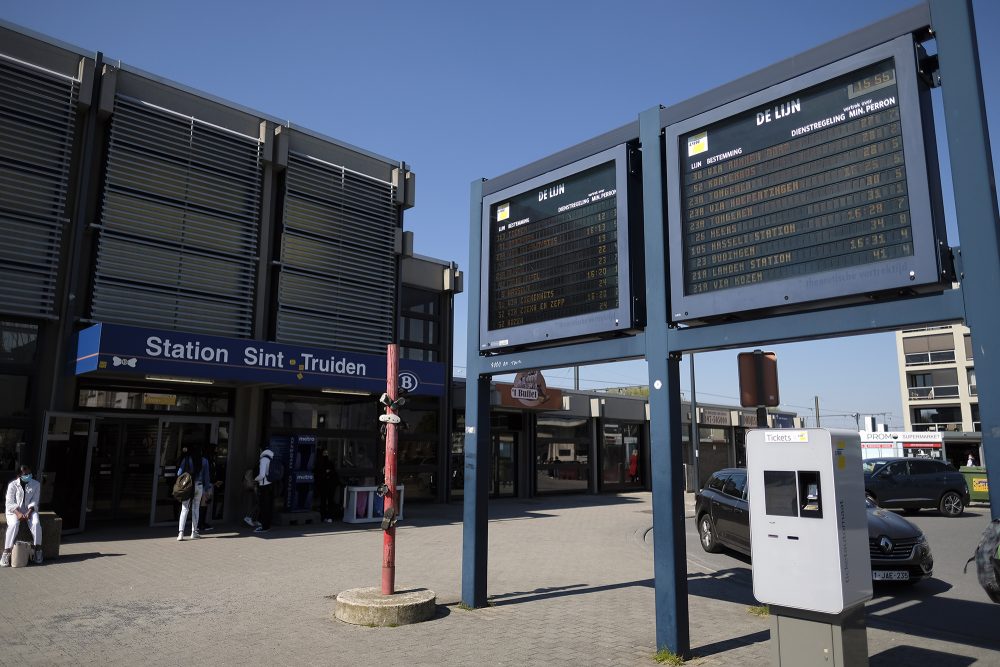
[176,446,211,541]
[254,444,282,533]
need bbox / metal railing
[907,385,960,400]
[904,351,957,365]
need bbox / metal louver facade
[0,54,79,318]
[91,96,263,337]
[277,152,398,353]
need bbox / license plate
[873,570,909,581]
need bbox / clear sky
[5,1,997,429]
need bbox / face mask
[20,474,32,482]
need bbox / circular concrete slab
[335,587,436,627]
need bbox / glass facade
[535,414,590,493]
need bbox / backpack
[172,472,194,502]
[965,518,1000,604]
[264,454,285,484]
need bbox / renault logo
[878,536,894,554]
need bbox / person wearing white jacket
[2,464,43,566]
[254,447,275,533]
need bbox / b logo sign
[398,371,419,393]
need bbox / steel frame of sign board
[462,0,999,657]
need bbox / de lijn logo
[398,371,420,393]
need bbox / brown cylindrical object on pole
[382,344,398,595]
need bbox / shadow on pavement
[687,568,759,606]
[870,646,977,666]
[489,578,653,606]
[866,582,1000,654]
[690,630,770,660]
[49,552,124,564]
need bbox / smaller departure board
[479,144,638,351]
[667,36,945,322]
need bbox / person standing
[314,451,341,524]
[254,445,275,533]
[176,446,210,541]
[2,464,43,566]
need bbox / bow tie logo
[112,356,137,368]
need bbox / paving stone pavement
[0,492,996,666]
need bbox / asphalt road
[684,503,1000,656]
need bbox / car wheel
[939,491,964,517]
[699,514,721,553]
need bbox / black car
[695,468,934,583]
[862,457,970,517]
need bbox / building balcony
[904,351,956,366]
[907,385,960,401]
[912,422,963,432]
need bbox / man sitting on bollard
[2,464,43,567]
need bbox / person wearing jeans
[176,447,211,541]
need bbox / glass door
[87,419,159,524]
[152,418,230,525]
[39,413,95,534]
[491,432,517,497]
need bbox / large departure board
[667,36,946,323]
[479,144,639,351]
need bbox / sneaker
[253,526,269,533]
[190,532,200,539]
[33,548,43,565]
[243,516,255,527]
[324,518,333,524]
[0,551,10,567]
[254,521,262,528]
[177,532,184,541]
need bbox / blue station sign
[75,323,446,396]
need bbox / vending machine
[746,428,871,666]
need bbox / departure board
[682,59,909,295]
[668,37,945,323]
[488,161,618,330]
[479,144,638,352]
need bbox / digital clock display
[679,59,911,297]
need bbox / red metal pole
[381,343,398,595]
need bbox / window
[722,473,746,500]
[707,473,729,492]
[909,460,937,474]
[0,376,29,418]
[902,333,955,365]
[399,287,442,363]
[0,321,38,363]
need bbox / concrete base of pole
[334,587,436,627]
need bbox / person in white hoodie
[254,446,275,533]
[2,464,43,566]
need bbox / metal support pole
[930,0,1000,520]
[689,353,700,492]
[754,350,768,428]
[382,344,398,595]
[462,178,491,607]
[641,105,690,657]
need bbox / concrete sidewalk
[0,492,993,666]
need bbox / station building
[0,21,460,532]
[1,21,798,534]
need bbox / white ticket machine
[747,428,872,615]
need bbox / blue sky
[6,1,997,428]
